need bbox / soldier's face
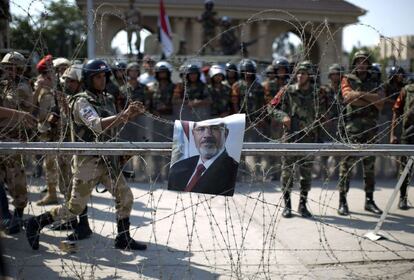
[297,70,309,86]
[329,73,340,83]
[355,58,369,73]
[188,73,199,83]
[92,72,106,91]
[4,65,17,79]
[193,124,227,161]
[213,74,224,83]
[128,68,140,79]
[64,78,81,95]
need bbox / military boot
[25,212,54,250]
[36,186,58,206]
[364,192,383,214]
[282,192,292,218]
[337,192,349,216]
[298,192,312,218]
[398,187,409,210]
[115,217,147,251]
[67,206,92,241]
[6,208,24,234]
[398,197,409,210]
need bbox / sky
[9,0,414,53]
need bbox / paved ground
[1,175,413,279]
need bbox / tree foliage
[10,0,86,59]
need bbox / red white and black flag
[158,0,173,57]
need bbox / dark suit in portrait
[168,150,239,196]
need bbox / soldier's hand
[124,101,145,120]
[282,116,291,130]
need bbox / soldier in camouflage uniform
[0,51,34,234]
[25,59,147,251]
[173,64,211,121]
[224,62,239,88]
[208,64,231,118]
[337,50,384,216]
[268,61,319,218]
[34,55,72,206]
[231,59,265,141]
[220,16,238,55]
[390,78,414,210]
[107,61,127,113]
[198,0,218,54]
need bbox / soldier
[0,51,33,234]
[231,59,265,139]
[139,55,156,86]
[224,62,239,88]
[173,64,211,121]
[34,55,72,206]
[268,61,319,218]
[390,78,414,210]
[124,0,142,56]
[198,0,219,54]
[220,16,239,55]
[272,57,291,91]
[25,59,147,251]
[147,61,175,139]
[337,50,384,216]
[208,64,232,118]
[384,66,405,139]
[107,61,127,112]
[263,65,278,104]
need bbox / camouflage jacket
[231,79,265,119]
[341,73,382,135]
[208,83,232,117]
[146,81,175,115]
[393,83,414,142]
[262,78,281,104]
[268,83,319,141]
[69,90,117,142]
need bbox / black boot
[25,212,54,250]
[398,196,409,210]
[298,192,312,218]
[282,192,292,218]
[6,208,24,235]
[364,193,383,214]
[115,217,147,250]
[337,192,349,216]
[398,187,409,210]
[67,206,92,241]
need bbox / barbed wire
[1,1,414,279]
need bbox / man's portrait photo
[168,114,245,196]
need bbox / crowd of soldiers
[0,48,413,251]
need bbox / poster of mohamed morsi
[168,114,245,196]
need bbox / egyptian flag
[158,0,174,57]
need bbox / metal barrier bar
[1,142,414,156]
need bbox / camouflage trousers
[0,155,27,209]
[281,156,313,193]
[338,156,375,193]
[50,156,133,221]
[45,155,72,199]
[338,130,377,193]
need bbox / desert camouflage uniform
[0,77,33,209]
[36,85,72,201]
[50,90,133,221]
